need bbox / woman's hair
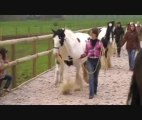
[127,23,136,31]
[130,23,135,26]
[130,23,136,31]
[91,28,99,37]
[0,48,8,60]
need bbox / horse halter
[53,36,66,50]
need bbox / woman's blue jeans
[86,58,101,97]
[127,49,136,70]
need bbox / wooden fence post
[47,39,51,69]
[50,39,54,67]
[32,37,37,77]
[28,26,37,77]
[11,27,18,88]
[11,44,16,87]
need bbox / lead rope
[55,43,103,75]
[82,47,103,75]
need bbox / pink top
[0,60,7,79]
[82,39,103,58]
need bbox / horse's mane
[64,28,74,34]
[63,28,78,40]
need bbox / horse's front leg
[74,61,83,91]
[101,49,107,70]
[59,62,64,84]
[107,44,112,68]
[107,54,112,68]
[54,59,64,86]
[54,62,60,86]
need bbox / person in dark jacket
[114,22,124,57]
[121,23,141,71]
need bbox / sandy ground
[0,45,133,105]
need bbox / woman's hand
[78,54,84,63]
[4,60,9,63]
[80,54,85,59]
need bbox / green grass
[1,17,142,87]
[1,18,142,36]
[0,19,99,36]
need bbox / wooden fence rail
[4,50,53,69]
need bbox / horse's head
[106,21,115,43]
[107,21,115,28]
[52,28,65,56]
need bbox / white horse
[52,28,90,94]
[97,21,116,69]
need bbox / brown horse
[127,48,142,105]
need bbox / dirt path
[0,46,133,105]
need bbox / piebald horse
[98,21,116,69]
[52,28,90,94]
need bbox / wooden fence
[0,28,93,88]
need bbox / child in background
[0,48,12,93]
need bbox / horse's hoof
[74,86,82,91]
[55,82,58,87]
[61,82,73,95]
[74,88,81,91]
[84,79,89,84]
[59,81,63,84]
[62,87,72,95]
[62,90,71,95]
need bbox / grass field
[1,18,142,36]
[0,19,107,36]
[1,17,142,87]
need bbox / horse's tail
[127,73,140,105]
[82,61,89,84]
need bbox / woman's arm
[0,62,4,71]
[98,41,104,55]
[120,32,128,47]
[4,59,9,63]
[80,43,88,58]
